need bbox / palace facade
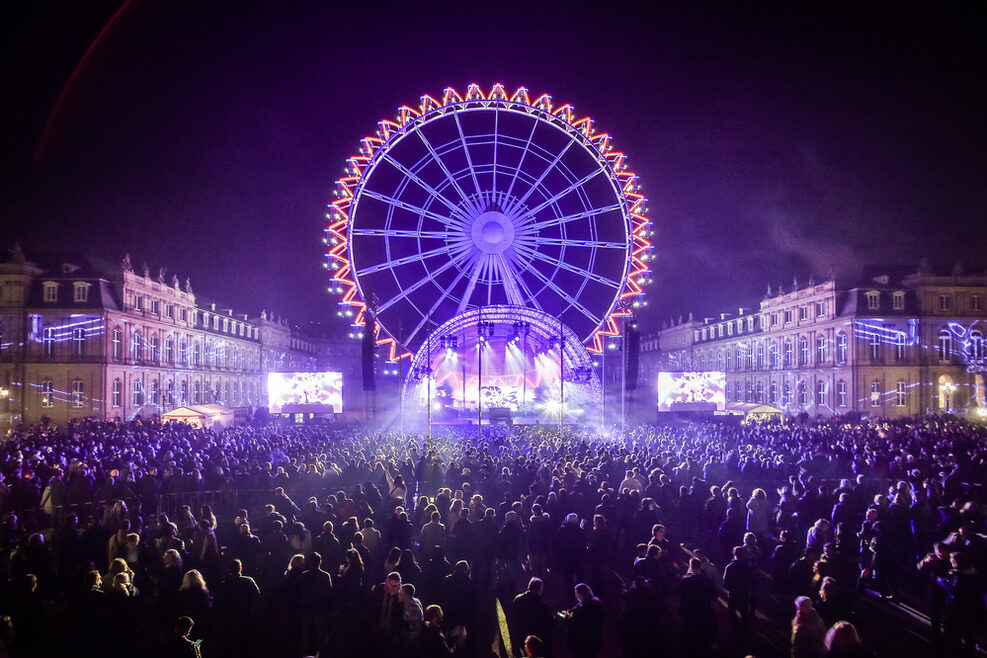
[654,263,987,418]
[0,247,358,430]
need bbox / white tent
[161,404,234,429]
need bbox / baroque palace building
[655,263,987,418]
[0,246,356,430]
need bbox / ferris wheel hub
[470,210,515,254]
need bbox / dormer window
[73,282,90,303]
[43,282,58,303]
[892,291,905,310]
[866,291,879,311]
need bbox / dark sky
[1,1,984,333]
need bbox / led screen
[268,372,343,413]
[657,371,726,411]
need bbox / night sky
[1,2,984,333]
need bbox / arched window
[112,379,122,407]
[149,379,159,406]
[193,341,201,367]
[40,379,54,408]
[42,326,55,358]
[836,333,847,364]
[72,380,84,408]
[133,333,143,361]
[938,329,952,361]
[783,382,792,406]
[150,335,159,362]
[870,331,880,361]
[870,380,882,407]
[112,328,123,360]
[769,341,778,369]
[180,339,188,366]
[756,342,764,369]
[133,379,144,406]
[716,351,724,371]
[816,380,826,406]
[969,330,984,363]
[165,337,174,364]
[816,335,826,364]
[783,340,793,368]
[797,381,807,406]
[73,328,86,357]
[799,338,808,366]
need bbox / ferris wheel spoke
[379,154,467,219]
[519,236,627,250]
[415,129,482,215]
[522,167,607,219]
[357,244,451,276]
[492,108,499,195]
[522,203,623,232]
[350,228,450,240]
[514,244,620,289]
[377,258,461,314]
[520,263,602,325]
[496,254,527,306]
[503,117,539,201]
[453,111,484,200]
[359,189,456,226]
[405,266,472,345]
[507,137,576,214]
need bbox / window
[149,379,159,406]
[727,323,733,336]
[43,282,59,303]
[770,313,778,327]
[165,304,174,319]
[701,328,707,341]
[870,332,880,361]
[180,339,188,366]
[133,295,142,311]
[151,300,160,315]
[866,292,879,310]
[893,292,905,310]
[837,380,847,407]
[193,380,201,405]
[718,325,724,338]
[756,343,764,369]
[816,380,826,406]
[165,338,174,364]
[72,380,84,408]
[112,379,121,407]
[870,380,882,407]
[193,341,201,367]
[734,381,742,403]
[40,380,54,407]
[180,381,188,405]
[132,333,143,361]
[973,295,983,312]
[746,344,754,370]
[736,319,743,334]
[769,342,778,369]
[783,340,793,368]
[747,317,754,331]
[73,328,86,356]
[797,382,807,406]
[166,379,174,406]
[180,308,187,322]
[938,329,952,361]
[150,335,159,362]
[756,381,764,403]
[815,301,826,317]
[745,381,753,403]
[836,333,847,364]
[224,382,231,404]
[783,382,792,406]
[895,334,906,361]
[133,379,144,406]
[816,335,826,364]
[784,309,793,324]
[725,350,733,370]
[43,327,55,358]
[73,283,89,303]
[112,328,122,360]
[799,337,809,366]
[716,351,724,370]
[896,381,906,407]
[699,353,706,370]
[971,330,985,363]
[799,305,808,321]
[939,294,952,312]
[769,381,777,403]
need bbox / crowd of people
[0,414,984,657]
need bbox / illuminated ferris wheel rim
[325,84,653,360]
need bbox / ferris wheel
[325,84,652,359]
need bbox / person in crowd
[791,596,827,658]
[564,583,605,658]
[512,577,555,658]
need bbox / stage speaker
[362,314,376,392]
[625,324,640,391]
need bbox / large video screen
[268,372,342,413]
[658,371,726,411]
